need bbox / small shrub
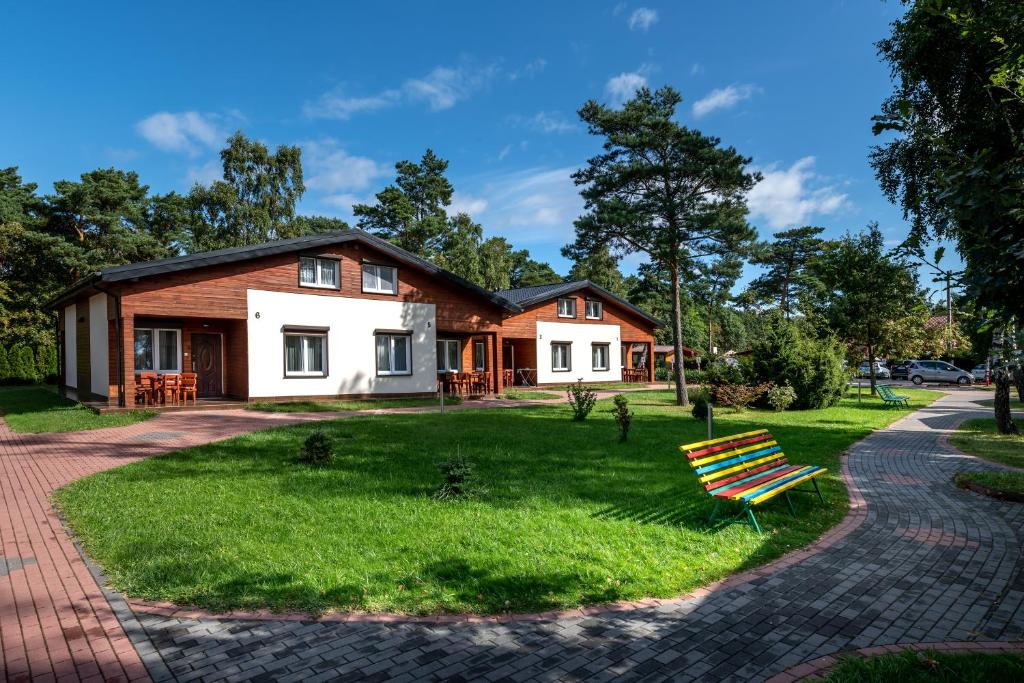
[654,366,669,381]
[434,452,486,500]
[611,395,632,441]
[567,379,597,421]
[0,345,9,381]
[10,344,38,383]
[711,382,771,411]
[766,383,797,412]
[750,315,847,409]
[691,391,709,420]
[296,429,335,465]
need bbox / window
[376,334,411,375]
[551,342,571,372]
[298,256,339,289]
[585,300,603,320]
[473,340,486,371]
[592,343,610,371]
[557,297,576,318]
[284,333,327,376]
[362,263,398,294]
[134,328,180,372]
[436,339,461,372]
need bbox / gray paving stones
[113,392,1024,680]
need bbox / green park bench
[876,384,910,408]
[680,429,827,534]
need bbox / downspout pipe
[93,285,126,408]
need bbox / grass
[0,385,154,433]
[972,398,1024,408]
[55,388,938,616]
[948,419,1024,469]
[247,396,461,413]
[500,389,562,401]
[823,649,1024,682]
[956,471,1024,498]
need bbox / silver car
[971,364,988,382]
[906,360,973,385]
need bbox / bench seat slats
[691,440,779,468]
[739,466,824,503]
[695,445,781,476]
[698,451,786,483]
[710,464,802,499]
[745,467,826,505]
[680,429,769,453]
[704,460,789,492]
[684,433,774,460]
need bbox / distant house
[495,281,661,386]
[652,344,698,368]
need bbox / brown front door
[190,334,223,397]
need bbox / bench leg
[784,491,797,516]
[745,506,763,534]
[812,478,824,504]
[709,500,722,524]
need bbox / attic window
[557,297,576,318]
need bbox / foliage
[434,452,486,501]
[568,86,759,406]
[766,383,797,412]
[872,0,1024,319]
[993,367,1019,435]
[751,315,848,410]
[745,226,826,317]
[566,380,597,421]
[296,429,335,466]
[10,344,38,382]
[53,389,937,615]
[691,391,709,420]
[0,386,153,433]
[690,255,744,354]
[562,245,627,295]
[610,394,632,441]
[0,346,9,380]
[710,382,771,411]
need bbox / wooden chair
[134,372,157,406]
[160,373,182,405]
[180,372,198,406]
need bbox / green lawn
[972,398,1024,408]
[949,419,1024,469]
[247,396,460,413]
[55,388,938,616]
[0,385,154,433]
[500,389,562,400]
[956,471,1024,498]
[824,649,1024,682]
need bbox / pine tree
[0,345,10,381]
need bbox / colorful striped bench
[680,429,827,533]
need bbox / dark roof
[495,280,662,327]
[48,230,522,312]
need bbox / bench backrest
[877,385,894,399]
[680,429,789,493]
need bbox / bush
[9,344,38,383]
[711,382,771,411]
[691,391,709,420]
[434,453,486,500]
[566,380,597,421]
[36,345,57,383]
[751,316,847,410]
[0,345,9,381]
[654,366,670,381]
[766,383,797,412]
[296,429,335,465]
[611,395,632,441]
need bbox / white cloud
[508,58,547,81]
[606,70,648,105]
[136,111,224,154]
[465,166,582,244]
[690,62,705,76]
[302,139,388,193]
[497,144,513,161]
[628,8,659,31]
[185,159,223,186]
[512,111,578,134]
[692,84,758,118]
[449,191,488,217]
[305,62,499,119]
[747,157,849,229]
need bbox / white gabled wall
[535,321,622,385]
[246,289,438,398]
[88,294,108,397]
[64,304,77,388]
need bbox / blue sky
[5,1,941,286]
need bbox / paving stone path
[2,390,1022,681]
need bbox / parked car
[905,360,973,385]
[971,364,988,382]
[857,362,891,379]
[890,361,911,380]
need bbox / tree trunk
[670,262,689,406]
[1013,364,1024,403]
[867,342,877,396]
[994,368,1019,435]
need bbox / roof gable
[495,280,662,327]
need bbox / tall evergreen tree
[746,226,826,317]
[562,245,627,295]
[438,213,484,284]
[568,86,758,405]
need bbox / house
[49,230,519,407]
[653,344,698,368]
[495,281,660,386]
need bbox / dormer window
[557,297,576,318]
[298,256,339,289]
[585,300,603,320]
[362,263,398,294]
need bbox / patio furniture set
[440,371,492,397]
[133,371,198,406]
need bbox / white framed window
[134,328,181,373]
[592,343,610,371]
[473,340,486,371]
[557,297,576,318]
[362,263,398,294]
[551,342,572,372]
[376,334,411,375]
[298,256,340,289]
[436,339,461,372]
[284,333,327,377]
[585,300,603,320]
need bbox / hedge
[0,343,58,384]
